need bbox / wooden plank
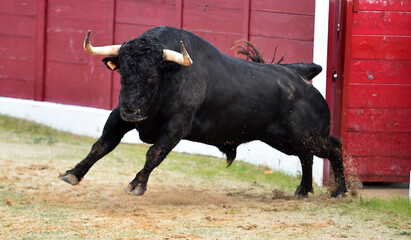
[349,60,411,84]
[351,35,411,60]
[115,24,154,43]
[118,0,175,5]
[188,30,242,56]
[48,0,111,21]
[352,11,411,36]
[249,36,313,63]
[183,6,243,35]
[0,58,36,81]
[347,108,411,132]
[116,1,176,26]
[242,0,250,41]
[357,0,411,11]
[250,11,314,41]
[0,0,37,16]
[106,0,115,109]
[35,0,47,101]
[44,62,111,109]
[183,0,244,9]
[175,0,183,28]
[250,0,315,16]
[0,78,35,99]
[47,18,112,42]
[345,132,411,157]
[346,132,411,157]
[345,156,411,182]
[348,84,411,108]
[0,15,37,38]
[0,35,36,58]
[46,19,113,64]
[44,1,115,109]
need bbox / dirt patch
[358,188,409,199]
[356,182,409,199]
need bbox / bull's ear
[102,57,119,70]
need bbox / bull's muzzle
[120,108,147,122]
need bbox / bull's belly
[186,119,262,146]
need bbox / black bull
[59,26,347,197]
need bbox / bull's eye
[147,77,158,85]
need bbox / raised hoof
[58,171,80,185]
[125,183,147,196]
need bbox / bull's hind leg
[59,108,134,185]
[295,153,314,197]
[326,136,347,197]
[316,136,347,197]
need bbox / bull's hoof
[294,185,313,197]
[331,189,347,198]
[330,184,347,198]
[58,171,80,185]
[125,183,147,196]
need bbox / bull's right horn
[83,30,121,56]
[163,41,193,66]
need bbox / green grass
[359,196,411,216]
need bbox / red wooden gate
[341,0,411,182]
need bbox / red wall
[342,0,411,182]
[1,0,315,109]
[0,0,45,100]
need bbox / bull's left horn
[163,41,193,66]
[83,30,121,56]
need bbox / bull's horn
[83,30,121,56]
[163,41,193,66]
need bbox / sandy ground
[359,187,409,199]
[1,158,410,240]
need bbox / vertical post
[340,0,354,181]
[352,0,359,12]
[34,0,47,101]
[176,0,183,29]
[109,0,116,109]
[242,0,251,41]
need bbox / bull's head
[83,30,192,122]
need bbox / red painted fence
[0,0,315,110]
[342,0,411,182]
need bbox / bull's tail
[233,40,285,64]
[330,135,342,149]
[282,63,322,81]
[234,41,322,81]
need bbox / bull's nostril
[120,107,144,122]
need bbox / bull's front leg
[125,118,186,196]
[59,108,134,185]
